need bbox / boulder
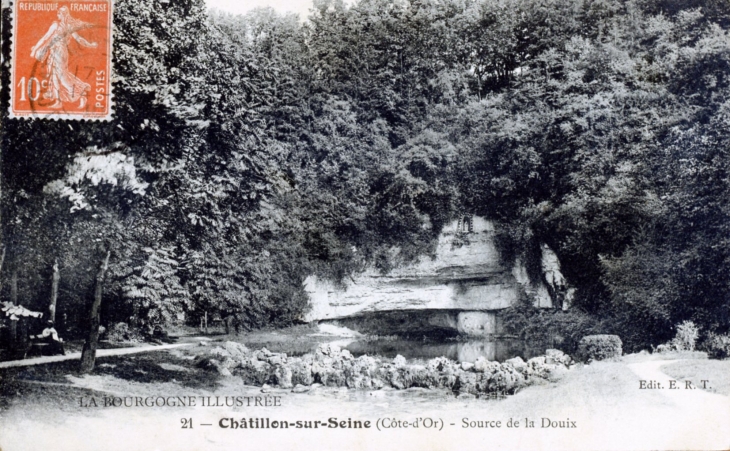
[545,349,570,366]
[527,356,546,366]
[292,384,310,393]
[290,360,315,386]
[223,341,250,361]
[474,357,500,375]
[210,359,232,377]
[273,364,293,389]
[487,366,524,393]
[504,356,527,372]
[380,365,405,389]
[438,365,459,389]
[456,372,478,395]
[239,359,272,385]
[426,357,451,372]
[324,368,346,387]
[346,375,373,389]
[403,364,439,389]
[316,343,341,358]
[392,355,407,367]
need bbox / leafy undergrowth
[661,359,730,396]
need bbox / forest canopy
[2,0,730,352]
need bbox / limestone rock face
[304,217,554,328]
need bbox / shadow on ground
[0,349,221,412]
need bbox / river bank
[0,344,728,451]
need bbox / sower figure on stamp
[30,6,97,110]
[30,320,66,356]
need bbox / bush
[577,335,623,362]
[672,321,700,351]
[701,333,730,359]
[105,322,144,343]
[656,320,702,353]
[500,296,606,353]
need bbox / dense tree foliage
[2,0,729,353]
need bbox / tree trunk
[9,268,18,343]
[0,246,5,292]
[80,250,111,374]
[49,259,60,324]
[10,268,17,304]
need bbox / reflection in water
[344,338,544,363]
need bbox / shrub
[577,335,623,361]
[105,322,144,343]
[672,321,700,351]
[500,296,606,353]
[701,333,730,359]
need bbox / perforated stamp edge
[7,0,115,121]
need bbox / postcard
[1,0,729,450]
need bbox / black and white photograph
[1,0,729,449]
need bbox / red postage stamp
[9,1,114,120]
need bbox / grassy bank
[662,359,730,396]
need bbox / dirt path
[0,342,195,369]
[1,350,728,451]
[627,359,730,450]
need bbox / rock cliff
[304,217,559,336]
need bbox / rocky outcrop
[197,342,574,398]
[304,217,564,335]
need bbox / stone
[475,372,491,392]
[527,356,546,366]
[324,369,346,387]
[427,357,450,371]
[472,357,488,372]
[196,341,574,397]
[300,353,315,364]
[392,355,407,367]
[273,364,293,389]
[545,349,570,366]
[486,366,525,393]
[213,359,232,377]
[504,356,527,372]
[346,375,372,389]
[195,356,232,376]
[456,372,478,395]
[209,347,229,359]
[221,357,237,370]
[291,384,310,393]
[474,358,500,375]
[290,361,315,386]
[316,343,341,358]
[303,217,556,331]
[239,359,271,385]
[223,341,250,361]
[403,365,439,389]
[265,353,287,366]
[387,368,405,389]
[438,366,458,389]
